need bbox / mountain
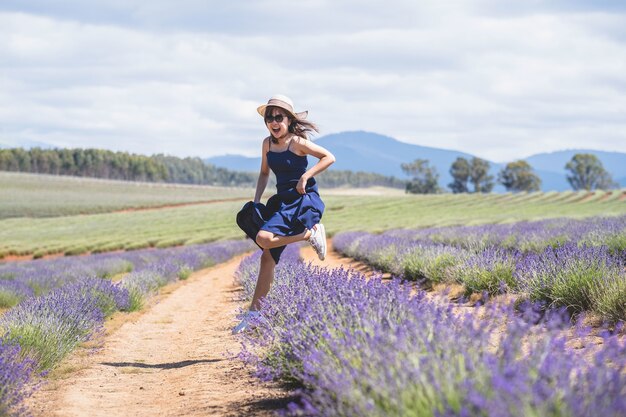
[313,131,476,181]
[202,131,626,191]
[203,154,260,173]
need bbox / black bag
[236,201,286,264]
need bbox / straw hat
[257,94,308,120]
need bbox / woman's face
[265,108,290,140]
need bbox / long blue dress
[259,139,325,262]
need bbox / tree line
[2,147,618,192]
[0,147,406,189]
[402,153,619,194]
[0,148,257,186]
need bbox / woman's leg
[256,229,312,250]
[249,249,276,310]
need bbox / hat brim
[257,104,308,120]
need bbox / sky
[1,1,626,162]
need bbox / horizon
[3,129,626,165]
[1,2,626,161]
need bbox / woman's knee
[256,231,273,248]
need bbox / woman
[233,94,335,334]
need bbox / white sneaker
[308,223,327,261]
[232,310,261,335]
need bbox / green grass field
[0,171,253,219]
[1,171,624,258]
[324,190,626,232]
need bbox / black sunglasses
[265,114,287,124]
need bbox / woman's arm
[292,137,336,194]
[254,138,271,203]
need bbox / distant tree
[498,160,542,192]
[565,153,617,191]
[401,159,440,194]
[448,157,494,193]
[469,157,494,193]
[448,157,471,193]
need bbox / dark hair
[265,106,319,143]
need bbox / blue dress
[260,139,325,238]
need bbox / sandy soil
[27,243,362,417]
[300,242,378,276]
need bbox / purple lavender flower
[515,243,624,314]
[456,247,520,295]
[0,281,35,308]
[334,215,626,320]
[0,282,107,371]
[0,337,36,417]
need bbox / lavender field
[0,239,254,417]
[234,248,626,417]
[2,184,626,416]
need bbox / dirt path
[28,243,362,417]
[300,242,379,278]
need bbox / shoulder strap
[265,137,271,152]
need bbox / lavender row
[0,240,255,309]
[0,239,255,417]
[334,230,626,322]
[0,339,35,417]
[1,278,129,371]
[0,277,129,417]
[391,215,626,254]
[234,254,626,417]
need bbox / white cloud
[1,2,626,163]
